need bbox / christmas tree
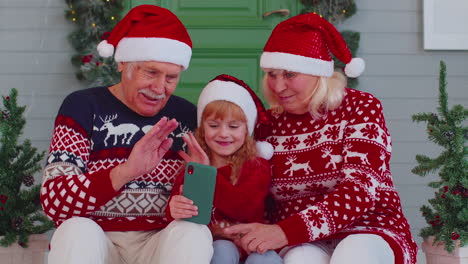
[0,89,54,248]
[65,0,124,86]
[300,0,360,88]
[411,61,468,252]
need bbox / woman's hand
[178,132,210,165]
[209,222,242,241]
[224,223,288,254]
[169,185,198,220]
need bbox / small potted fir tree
[411,61,467,264]
[0,88,54,264]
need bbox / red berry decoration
[451,232,460,240]
[0,195,8,204]
[82,54,93,63]
[101,31,111,40]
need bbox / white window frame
[423,0,468,50]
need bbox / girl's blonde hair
[195,100,257,184]
[262,71,347,119]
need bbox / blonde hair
[195,100,257,184]
[262,71,346,119]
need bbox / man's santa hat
[97,5,192,70]
[261,13,365,78]
[198,74,274,160]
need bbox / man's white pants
[48,217,213,264]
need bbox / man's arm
[41,114,178,223]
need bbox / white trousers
[48,217,213,264]
[282,234,395,264]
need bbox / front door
[124,0,301,104]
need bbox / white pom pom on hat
[97,40,115,58]
[256,141,274,160]
[344,58,365,78]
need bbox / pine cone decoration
[11,217,23,230]
[23,175,35,187]
[443,131,454,140]
[2,110,10,119]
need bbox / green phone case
[183,162,217,225]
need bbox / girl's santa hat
[198,74,274,160]
[97,5,192,70]
[261,13,365,78]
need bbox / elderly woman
[225,13,417,264]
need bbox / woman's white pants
[282,234,395,264]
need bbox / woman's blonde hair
[195,100,257,184]
[262,71,347,119]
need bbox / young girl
[167,74,283,264]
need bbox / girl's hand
[178,132,210,165]
[225,223,288,254]
[169,185,198,220]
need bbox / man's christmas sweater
[40,87,197,231]
[262,88,417,264]
[168,158,271,236]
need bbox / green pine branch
[411,152,447,176]
[437,62,449,119]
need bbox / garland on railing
[65,1,360,88]
[64,0,124,86]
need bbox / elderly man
[41,5,213,264]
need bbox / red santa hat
[97,5,192,70]
[261,13,364,78]
[197,74,273,160]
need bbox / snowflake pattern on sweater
[40,87,197,231]
[263,89,417,264]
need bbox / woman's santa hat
[197,74,274,160]
[261,13,365,78]
[97,5,192,70]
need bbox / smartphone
[183,162,217,225]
